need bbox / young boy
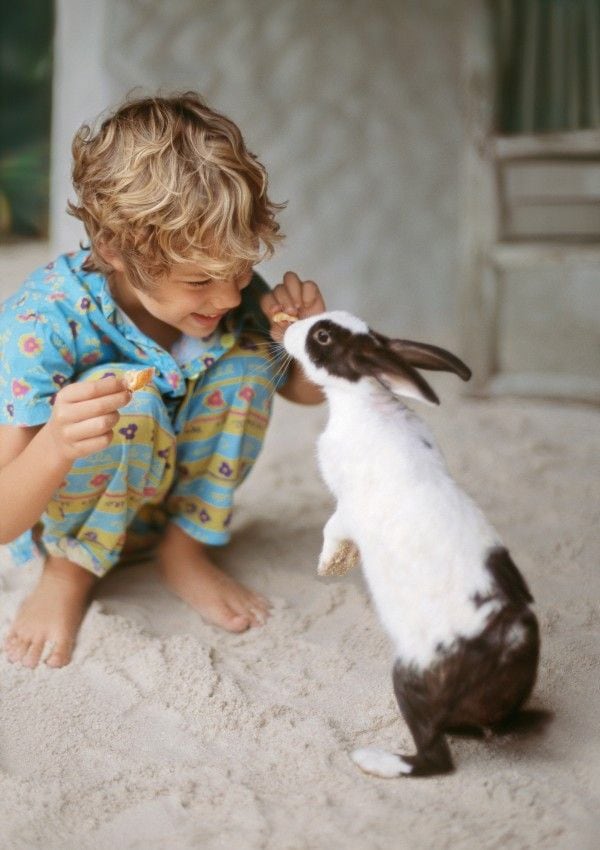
[0,92,325,669]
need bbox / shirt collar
[98,277,117,319]
[70,249,117,320]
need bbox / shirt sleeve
[0,301,76,426]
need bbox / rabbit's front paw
[318,539,360,577]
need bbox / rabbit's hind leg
[351,660,454,778]
[391,661,454,777]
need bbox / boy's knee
[216,333,280,387]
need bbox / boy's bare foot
[3,555,96,669]
[156,522,270,633]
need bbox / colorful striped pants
[22,335,276,577]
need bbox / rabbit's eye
[314,329,332,345]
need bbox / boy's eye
[186,280,211,288]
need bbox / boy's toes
[247,605,268,627]
[22,639,46,669]
[228,612,252,633]
[45,639,73,668]
[5,635,31,664]
[204,601,251,633]
[247,595,271,626]
[220,606,251,633]
[3,633,17,655]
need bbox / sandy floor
[1,380,599,850]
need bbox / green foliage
[0,0,54,238]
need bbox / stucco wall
[51,0,463,342]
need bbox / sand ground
[0,246,599,849]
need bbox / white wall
[51,0,463,343]
[50,0,113,251]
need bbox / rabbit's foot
[352,736,455,778]
[318,539,360,577]
[351,748,413,778]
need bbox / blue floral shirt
[0,249,276,427]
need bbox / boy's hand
[46,376,132,462]
[260,271,326,341]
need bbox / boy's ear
[352,346,439,406]
[96,241,126,273]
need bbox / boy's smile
[188,308,231,331]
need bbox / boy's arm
[0,424,73,545]
[0,375,131,545]
[259,270,327,406]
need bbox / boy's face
[111,259,254,338]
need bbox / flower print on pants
[119,423,138,440]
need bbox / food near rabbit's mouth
[124,367,156,391]
[272,311,298,324]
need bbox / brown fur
[390,547,540,776]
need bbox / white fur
[284,311,503,670]
[351,747,413,777]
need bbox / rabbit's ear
[386,338,471,382]
[370,331,471,380]
[353,346,440,405]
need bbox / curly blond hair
[68,91,285,290]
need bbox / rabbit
[282,310,540,778]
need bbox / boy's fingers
[60,375,127,401]
[66,390,132,424]
[260,288,298,324]
[272,283,299,312]
[65,413,119,442]
[300,281,326,313]
[281,271,304,307]
[259,291,280,318]
[300,280,318,304]
[260,274,325,328]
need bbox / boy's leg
[4,365,175,668]
[157,333,277,631]
[38,367,175,577]
[156,520,270,632]
[4,555,96,668]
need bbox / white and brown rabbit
[283,311,540,778]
